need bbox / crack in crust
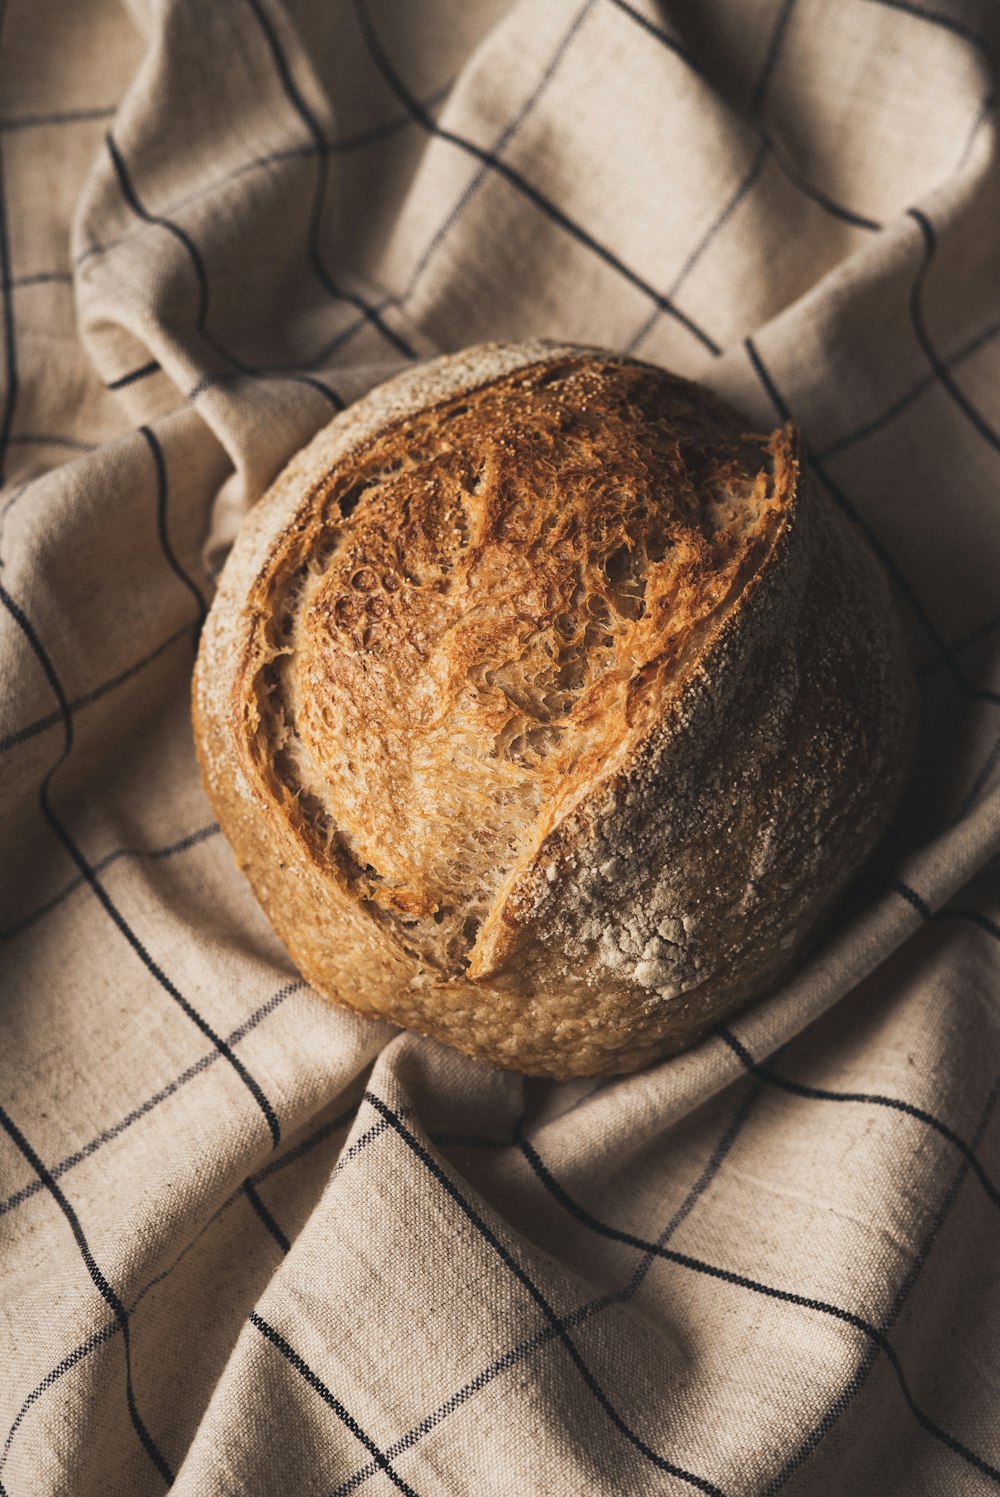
[245,357,786,978]
[193,342,916,1078]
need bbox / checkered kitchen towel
[1,0,999,1492]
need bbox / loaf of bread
[192,342,914,1078]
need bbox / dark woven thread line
[743,334,1000,707]
[761,1055,1000,1491]
[516,1127,1000,1485]
[242,0,414,359]
[0,1103,174,1485]
[0,1089,363,1480]
[0,113,18,485]
[364,1091,728,1496]
[717,1025,1000,1214]
[749,0,797,115]
[0,580,282,1147]
[243,1180,291,1252]
[332,1083,763,1497]
[250,1312,421,1496]
[0,977,301,1219]
[861,0,992,59]
[0,104,118,131]
[608,0,882,232]
[139,424,208,626]
[0,618,192,756]
[6,433,95,451]
[355,0,721,358]
[0,820,220,945]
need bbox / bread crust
[193,342,915,1078]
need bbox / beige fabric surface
[2,0,999,1492]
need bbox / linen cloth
[1,0,999,1491]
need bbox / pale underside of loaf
[193,342,914,1078]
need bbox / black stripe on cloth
[0,580,282,1147]
[716,1026,1000,1214]
[243,0,414,360]
[953,730,1000,822]
[0,127,18,486]
[0,1103,174,1486]
[354,0,722,359]
[918,602,1000,679]
[907,207,1000,456]
[0,618,192,755]
[249,1312,421,1497]
[243,1181,291,1252]
[363,1091,728,1497]
[761,1046,1000,1491]
[0,104,117,131]
[105,133,352,405]
[608,0,883,233]
[0,1323,119,1493]
[0,821,220,945]
[106,359,161,389]
[887,875,1000,945]
[625,139,770,354]
[743,335,1000,707]
[11,269,74,288]
[862,0,992,60]
[0,1090,362,1484]
[138,424,208,626]
[333,1084,763,1497]
[749,0,797,115]
[400,0,598,303]
[817,312,1000,460]
[0,977,301,1220]
[515,1126,1000,1486]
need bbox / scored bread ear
[194,343,915,1078]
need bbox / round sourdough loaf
[192,342,914,1078]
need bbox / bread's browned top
[243,355,790,977]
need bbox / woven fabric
[2,0,999,1492]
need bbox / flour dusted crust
[193,342,915,1078]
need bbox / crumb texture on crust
[193,342,915,1078]
[245,356,787,978]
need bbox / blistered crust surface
[193,342,915,1078]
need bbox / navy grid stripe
[625,140,770,355]
[515,1126,1000,1486]
[0,114,18,486]
[0,977,301,1219]
[608,0,883,232]
[332,1083,763,1497]
[0,617,192,755]
[0,1322,118,1493]
[354,0,722,359]
[717,1026,1000,1214]
[0,820,220,945]
[74,82,454,278]
[138,424,208,626]
[817,312,1000,460]
[10,270,73,287]
[0,1103,174,1486]
[243,0,414,361]
[250,1312,421,1497]
[887,875,1000,944]
[243,1180,291,1252]
[107,360,161,390]
[363,1091,728,1497]
[908,207,1000,456]
[0,579,282,1147]
[0,1090,362,1482]
[0,105,117,131]
[762,1044,1000,1491]
[743,334,1000,707]
[863,0,993,60]
[105,133,350,407]
[749,0,797,115]
[953,730,1000,821]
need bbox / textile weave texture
[2,0,999,1492]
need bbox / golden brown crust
[193,342,915,1078]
